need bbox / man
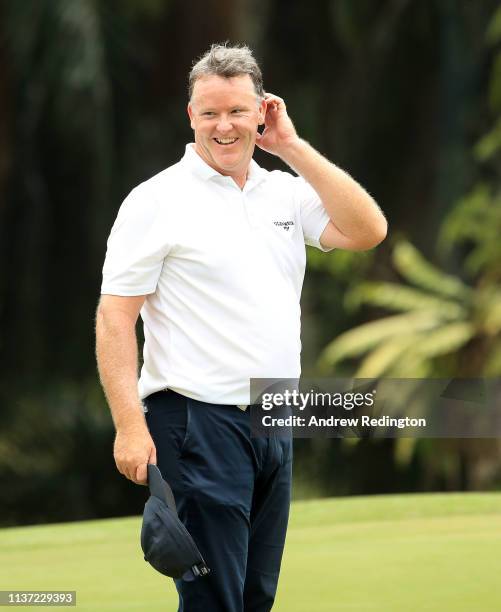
[96,44,386,612]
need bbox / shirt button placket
[242,192,258,229]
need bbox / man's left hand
[255,93,299,158]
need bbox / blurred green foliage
[319,238,501,378]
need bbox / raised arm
[95,294,156,485]
[256,93,387,251]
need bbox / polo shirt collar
[182,143,266,189]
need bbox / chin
[213,155,243,170]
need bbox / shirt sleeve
[293,176,334,252]
[101,184,171,296]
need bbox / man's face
[187,74,266,182]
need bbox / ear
[257,98,267,125]
[187,103,195,130]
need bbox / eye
[202,112,215,116]
[232,109,244,114]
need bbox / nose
[216,115,233,133]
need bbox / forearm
[280,138,386,243]
[95,310,147,434]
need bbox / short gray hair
[188,43,264,100]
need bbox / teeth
[215,138,237,144]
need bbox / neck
[232,174,247,189]
[191,144,250,189]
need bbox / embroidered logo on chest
[273,220,295,232]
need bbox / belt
[163,389,250,411]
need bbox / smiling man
[96,44,386,612]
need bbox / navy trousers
[143,390,293,612]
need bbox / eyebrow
[198,105,251,112]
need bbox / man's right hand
[114,426,157,486]
[96,294,155,486]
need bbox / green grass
[1,492,501,611]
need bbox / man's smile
[213,137,239,145]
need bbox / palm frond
[414,322,475,359]
[354,334,420,377]
[346,282,466,318]
[389,356,432,378]
[319,311,442,368]
[393,242,472,300]
[439,186,501,277]
[486,3,501,45]
[394,437,418,468]
[477,288,501,335]
[475,116,501,161]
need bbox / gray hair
[188,43,265,100]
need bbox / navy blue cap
[141,464,210,581]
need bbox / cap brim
[147,464,178,515]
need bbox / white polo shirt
[101,144,331,405]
